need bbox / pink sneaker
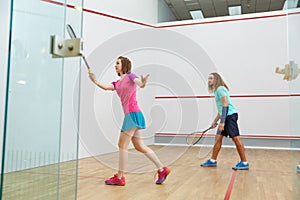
[105,174,126,186]
[156,166,171,184]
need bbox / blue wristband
[220,106,228,123]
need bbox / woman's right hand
[88,72,96,83]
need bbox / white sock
[210,159,216,162]
[243,161,248,165]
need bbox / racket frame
[186,126,213,145]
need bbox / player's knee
[135,144,147,153]
[232,137,243,145]
[118,141,129,149]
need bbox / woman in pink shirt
[89,56,170,186]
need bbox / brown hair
[118,56,132,76]
[208,72,229,93]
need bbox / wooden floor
[77,146,300,200]
[1,146,299,199]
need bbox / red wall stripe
[41,0,155,27]
[41,0,300,28]
[155,94,300,99]
[155,133,300,139]
[42,0,75,9]
[157,13,287,28]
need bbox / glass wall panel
[1,0,83,199]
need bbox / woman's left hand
[140,74,150,88]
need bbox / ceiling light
[228,6,241,16]
[283,0,299,9]
[17,80,26,85]
[190,10,204,19]
[74,6,83,12]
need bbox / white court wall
[79,0,160,159]
[155,11,292,137]
[84,0,158,24]
[79,8,299,158]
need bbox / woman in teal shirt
[201,72,249,170]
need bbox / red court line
[41,0,300,28]
[224,170,237,200]
[155,94,300,99]
[223,168,294,200]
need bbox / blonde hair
[208,72,229,93]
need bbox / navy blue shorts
[220,113,240,138]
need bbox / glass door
[1,0,83,199]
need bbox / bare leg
[131,129,163,170]
[118,128,136,177]
[211,134,224,160]
[232,136,247,162]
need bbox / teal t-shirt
[214,86,237,116]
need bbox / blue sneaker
[297,165,300,173]
[201,159,217,167]
[232,161,249,170]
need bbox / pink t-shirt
[112,73,141,114]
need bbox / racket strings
[186,132,202,145]
[186,126,214,145]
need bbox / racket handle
[81,55,92,72]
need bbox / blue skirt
[121,112,146,132]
